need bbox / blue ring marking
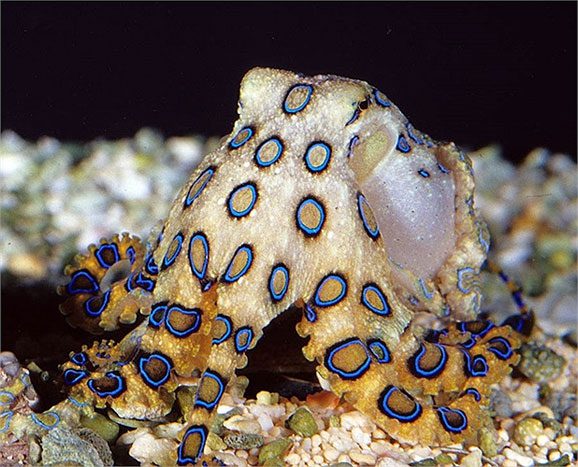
[378,385,422,422]
[184,167,215,208]
[283,84,313,114]
[373,89,391,107]
[304,142,332,173]
[463,388,481,402]
[462,351,489,377]
[212,314,233,345]
[268,264,290,302]
[67,396,89,408]
[234,327,254,353]
[189,232,210,281]
[417,168,430,178]
[31,412,60,430]
[406,122,424,145]
[325,338,371,380]
[436,407,468,433]
[461,337,477,349]
[409,343,448,378]
[314,274,347,308]
[66,270,100,295]
[165,305,202,338]
[437,162,451,174]
[83,290,111,318]
[357,193,380,239]
[361,283,390,316]
[148,303,168,328]
[62,368,88,386]
[229,127,254,149]
[135,272,155,291]
[87,371,126,398]
[255,137,284,167]
[70,352,87,366]
[227,182,258,218]
[177,425,208,465]
[346,135,360,158]
[0,412,13,433]
[138,353,173,389]
[457,320,495,338]
[478,228,490,253]
[345,107,360,126]
[194,370,225,410]
[304,303,317,323]
[0,391,15,407]
[95,243,120,269]
[396,134,411,153]
[457,267,477,294]
[125,273,137,292]
[202,279,213,292]
[223,245,253,283]
[126,246,136,264]
[418,278,435,300]
[145,253,159,275]
[296,197,326,237]
[161,232,184,270]
[367,339,391,364]
[487,337,513,360]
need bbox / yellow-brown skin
[55,68,524,464]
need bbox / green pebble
[286,407,318,437]
[223,431,264,449]
[513,417,543,446]
[329,415,341,428]
[435,453,454,464]
[410,459,437,466]
[258,439,292,464]
[531,412,562,435]
[479,427,498,458]
[80,412,119,443]
[263,459,285,467]
[517,343,566,383]
[548,454,571,466]
[206,432,227,451]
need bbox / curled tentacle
[58,233,157,334]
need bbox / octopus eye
[357,98,370,111]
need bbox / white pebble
[312,454,324,464]
[536,434,550,447]
[504,448,533,467]
[340,411,374,431]
[352,426,371,446]
[223,415,261,434]
[337,454,351,463]
[323,446,340,462]
[460,449,482,467]
[559,442,572,454]
[370,441,390,456]
[285,453,301,465]
[502,460,517,467]
[350,450,376,465]
[548,450,561,462]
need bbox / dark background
[2,2,576,161]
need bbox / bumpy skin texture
[50,68,531,464]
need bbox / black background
[3,2,576,161]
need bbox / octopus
[11,68,535,464]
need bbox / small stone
[223,431,264,450]
[513,417,544,446]
[536,434,550,447]
[548,453,571,465]
[410,459,437,466]
[460,449,482,467]
[351,426,371,446]
[531,412,562,434]
[340,411,374,431]
[258,439,292,465]
[349,451,376,465]
[517,343,566,383]
[324,446,340,462]
[256,391,279,405]
[206,432,227,451]
[285,452,301,465]
[329,415,340,428]
[223,415,262,434]
[435,453,454,464]
[478,427,498,458]
[503,448,533,467]
[286,408,318,437]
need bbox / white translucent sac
[360,149,456,279]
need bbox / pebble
[324,446,340,462]
[351,426,371,446]
[285,452,301,464]
[517,343,566,383]
[258,439,292,465]
[340,411,374,431]
[513,417,544,446]
[460,449,482,467]
[349,450,376,465]
[536,434,550,447]
[223,415,262,434]
[286,408,318,437]
[504,448,534,467]
[223,432,264,450]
